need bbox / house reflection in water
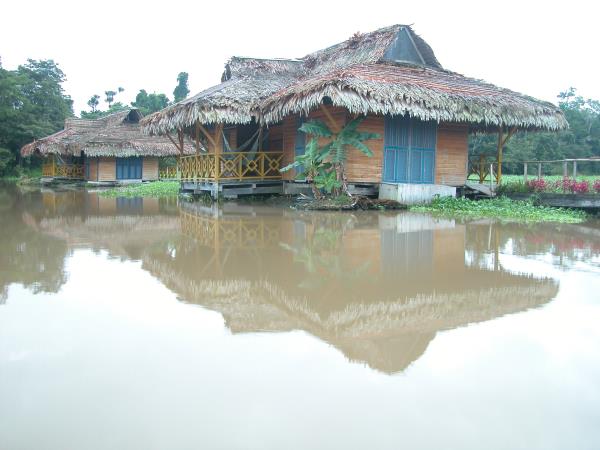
[143,202,559,374]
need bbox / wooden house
[141,24,568,201]
[21,109,193,184]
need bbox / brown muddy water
[1,184,599,450]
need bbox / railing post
[573,161,577,179]
[537,163,542,180]
[260,153,265,178]
[490,163,494,191]
[523,162,528,183]
[479,154,485,183]
[563,161,568,179]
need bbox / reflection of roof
[21,109,194,157]
[142,24,567,134]
[143,257,558,374]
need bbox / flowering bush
[572,181,590,194]
[549,178,589,193]
[526,179,547,192]
[500,177,600,195]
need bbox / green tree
[0,59,73,176]
[131,89,170,116]
[173,72,189,102]
[469,88,600,175]
[87,94,100,112]
[104,90,117,108]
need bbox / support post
[496,126,516,185]
[214,124,223,182]
[195,122,201,155]
[490,163,494,191]
[563,161,568,179]
[573,161,578,179]
[538,163,542,180]
[523,162,528,183]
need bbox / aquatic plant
[98,181,180,198]
[410,196,587,223]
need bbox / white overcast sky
[2,0,598,116]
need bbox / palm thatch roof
[21,109,195,157]
[141,24,567,135]
[140,57,305,135]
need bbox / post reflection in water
[139,201,558,374]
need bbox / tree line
[0,58,189,177]
[470,88,600,174]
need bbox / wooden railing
[159,166,178,180]
[42,162,84,179]
[178,151,284,182]
[468,154,497,184]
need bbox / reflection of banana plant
[280,220,371,291]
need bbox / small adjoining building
[21,109,193,184]
[141,24,568,202]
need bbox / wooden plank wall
[435,123,469,186]
[271,115,298,181]
[98,157,116,182]
[263,108,469,186]
[86,159,98,181]
[348,115,384,183]
[143,157,159,180]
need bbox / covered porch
[41,155,84,180]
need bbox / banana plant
[281,116,379,197]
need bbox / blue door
[383,116,436,183]
[116,157,142,180]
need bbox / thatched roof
[141,24,567,135]
[21,109,195,157]
[141,57,305,135]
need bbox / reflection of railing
[178,152,284,182]
[179,209,280,249]
[42,162,84,179]
[159,166,178,180]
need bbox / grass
[410,196,587,223]
[98,181,180,198]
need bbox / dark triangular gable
[382,26,426,65]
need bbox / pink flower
[527,179,547,192]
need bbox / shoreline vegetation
[410,196,587,223]
[98,181,180,197]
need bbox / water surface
[1,185,599,450]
